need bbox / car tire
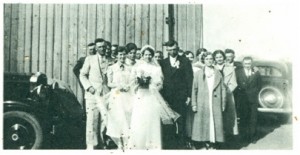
[4,111,43,149]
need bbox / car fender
[4,100,32,112]
[4,100,44,114]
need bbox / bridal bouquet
[136,69,151,88]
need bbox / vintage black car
[236,60,292,121]
[3,72,86,149]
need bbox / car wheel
[258,86,284,109]
[4,111,43,149]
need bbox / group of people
[73,38,262,150]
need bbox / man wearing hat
[160,40,194,149]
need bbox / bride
[127,45,180,150]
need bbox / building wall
[3,4,203,103]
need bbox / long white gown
[106,62,132,147]
[127,60,179,150]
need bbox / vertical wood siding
[3,4,203,103]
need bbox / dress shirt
[169,56,178,67]
[244,68,252,77]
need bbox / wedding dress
[127,60,179,150]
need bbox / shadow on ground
[220,113,292,150]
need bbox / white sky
[203,3,300,62]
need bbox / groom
[160,40,194,149]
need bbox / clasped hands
[87,84,130,94]
[118,85,130,92]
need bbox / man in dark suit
[235,56,261,143]
[73,43,96,79]
[105,41,115,66]
[111,44,118,61]
[160,40,193,149]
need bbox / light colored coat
[223,65,239,135]
[79,54,109,99]
[223,65,237,92]
[191,68,226,142]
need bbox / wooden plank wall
[3,4,203,103]
[174,4,203,53]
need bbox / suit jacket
[79,54,109,99]
[73,57,86,79]
[160,56,193,113]
[235,67,262,104]
[223,65,238,92]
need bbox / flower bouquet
[136,70,151,89]
[137,76,151,88]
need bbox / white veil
[139,45,180,124]
[140,45,160,66]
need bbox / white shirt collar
[216,64,225,70]
[169,56,178,66]
[125,58,136,66]
[244,68,252,76]
[227,62,234,66]
[97,53,103,59]
[116,61,124,66]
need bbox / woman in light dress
[127,45,179,150]
[106,46,132,149]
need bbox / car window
[257,66,282,77]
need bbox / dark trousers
[238,101,258,141]
[162,103,188,149]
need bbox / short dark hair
[185,51,194,57]
[212,50,226,61]
[105,41,112,48]
[243,56,253,62]
[163,40,178,47]
[225,49,235,55]
[87,43,95,46]
[116,46,127,55]
[94,38,105,44]
[112,44,118,48]
[196,48,207,57]
[155,50,163,56]
[126,43,137,52]
[201,52,213,64]
[141,47,155,57]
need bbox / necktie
[120,64,124,70]
[247,69,251,78]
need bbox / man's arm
[228,67,238,92]
[256,71,262,92]
[79,56,93,91]
[185,59,194,98]
[73,57,85,79]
